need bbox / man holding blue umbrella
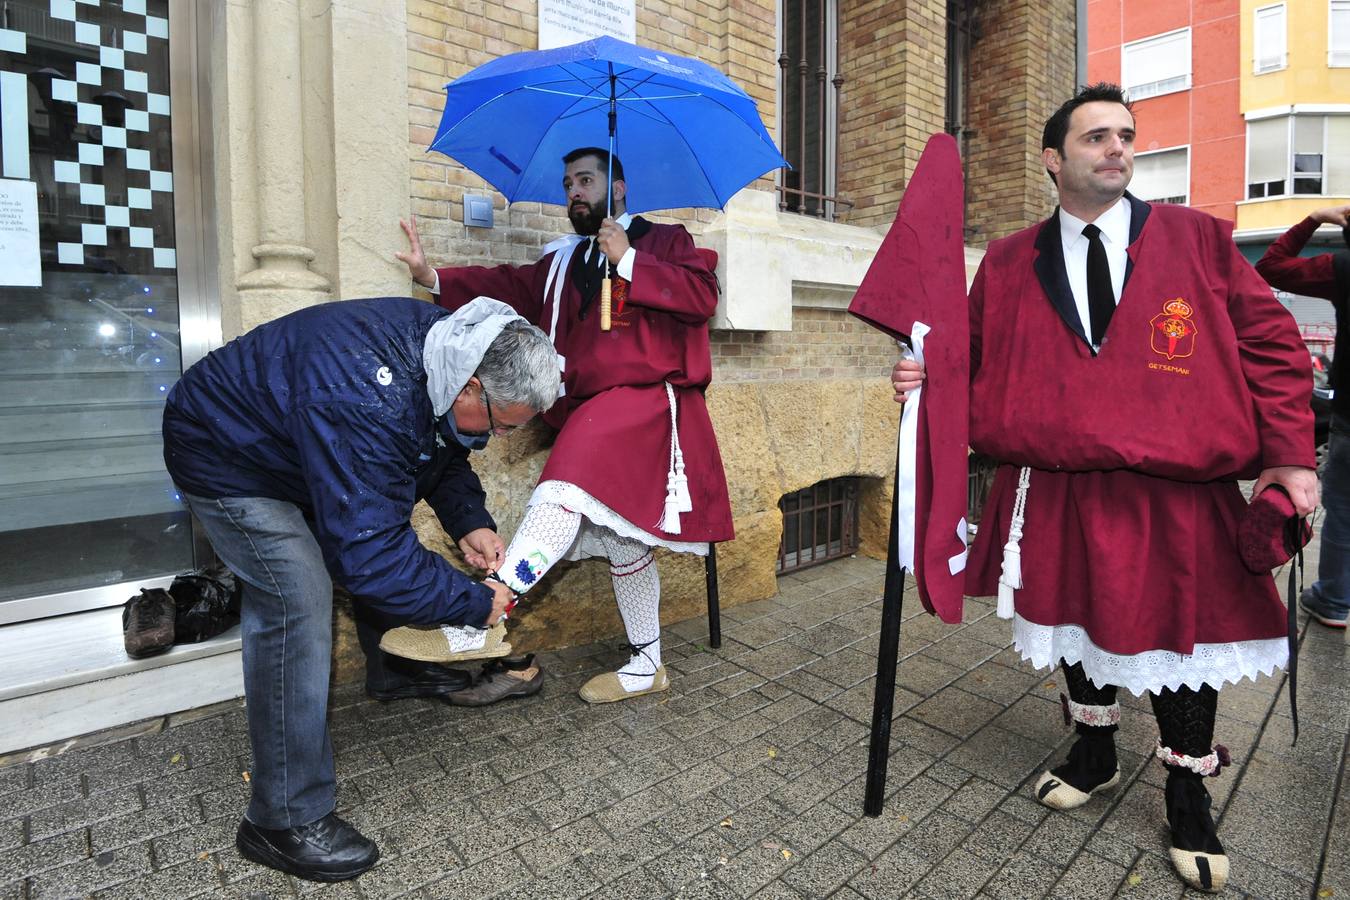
[389,146,733,702]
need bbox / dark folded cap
[1237,484,1312,573]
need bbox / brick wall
[836,0,948,229]
[709,308,897,382]
[964,0,1078,245]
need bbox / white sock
[599,532,662,692]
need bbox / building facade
[1085,0,1247,222]
[1085,0,1350,335]
[1234,0,1350,334]
[0,0,1075,751]
[1235,0,1350,233]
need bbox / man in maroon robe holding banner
[893,84,1317,893]
[390,147,733,703]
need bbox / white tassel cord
[997,466,1031,619]
[658,382,689,534]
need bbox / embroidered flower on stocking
[514,550,549,586]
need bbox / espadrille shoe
[379,621,511,663]
[579,665,669,704]
[1165,769,1228,893]
[1169,847,1228,893]
[1033,733,1120,809]
[1033,766,1120,809]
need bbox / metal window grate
[777,477,859,573]
[967,453,998,528]
[777,0,851,221]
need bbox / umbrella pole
[600,66,617,332]
[864,447,906,816]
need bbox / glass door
[0,0,214,623]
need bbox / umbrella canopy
[429,36,788,214]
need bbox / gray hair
[473,319,559,412]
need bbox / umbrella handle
[600,277,612,331]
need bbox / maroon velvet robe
[435,220,734,544]
[965,198,1314,656]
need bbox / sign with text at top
[0,179,41,287]
[538,0,636,50]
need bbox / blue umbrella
[428,36,788,215]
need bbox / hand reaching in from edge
[395,215,436,289]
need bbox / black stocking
[1062,660,1118,734]
[1150,684,1224,855]
[1150,684,1217,758]
[1047,660,1119,792]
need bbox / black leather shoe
[445,654,544,707]
[365,659,472,701]
[122,588,176,659]
[236,813,379,882]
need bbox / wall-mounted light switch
[464,194,494,228]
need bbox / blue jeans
[182,492,337,829]
[1309,415,1350,618]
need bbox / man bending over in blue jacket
[162,296,558,883]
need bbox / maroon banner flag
[849,133,970,623]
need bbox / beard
[567,194,608,235]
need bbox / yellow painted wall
[1236,196,1349,231]
[1241,0,1350,111]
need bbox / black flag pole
[864,443,905,816]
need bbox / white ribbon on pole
[894,322,930,572]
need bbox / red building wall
[1086,0,1243,222]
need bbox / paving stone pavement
[2,551,1348,899]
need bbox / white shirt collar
[614,211,633,230]
[1059,196,1130,248]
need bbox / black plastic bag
[168,565,242,643]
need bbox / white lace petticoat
[1011,614,1288,696]
[529,480,709,560]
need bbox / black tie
[1082,223,1115,348]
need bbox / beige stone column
[235,0,331,328]
[326,0,412,299]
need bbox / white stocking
[599,531,662,692]
[439,502,581,651]
[497,502,582,596]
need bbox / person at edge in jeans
[893,84,1317,893]
[161,296,559,882]
[1256,204,1350,628]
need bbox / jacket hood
[424,296,526,417]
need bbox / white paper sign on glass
[0,179,41,287]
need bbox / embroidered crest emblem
[608,277,634,327]
[1149,298,1197,361]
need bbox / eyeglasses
[482,389,522,436]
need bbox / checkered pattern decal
[0,0,176,270]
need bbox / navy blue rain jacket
[162,297,494,626]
